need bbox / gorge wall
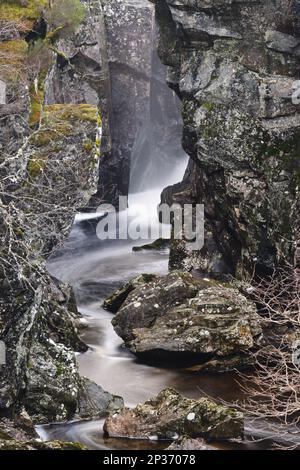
[153,0,300,278]
[0,0,123,428]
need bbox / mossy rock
[104,388,244,441]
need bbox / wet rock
[167,437,215,450]
[104,388,244,441]
[111,271,262,368]
[0,418,87,450]
[132,239,170,252]
[77,378,124,420]
[103,273,158,313]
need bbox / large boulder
[111,271,263,368]
[104,388,244,441]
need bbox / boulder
[104,388,244,441]
[111,271,263,368]
[103,273,158,313]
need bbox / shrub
[45,0,86,39]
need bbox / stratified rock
[103,274,158,313]
[167,437,215,450]
[104,388,244,441]
[111,271,262,368]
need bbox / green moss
[83,139,94,152]
[56,363,64,377]
[43,104,99,123]
[28,104,99,156]
[201,102,215,112]
[0,39,28,80]
[14,227,25,238]
[29,85,44,127]
[0,1,47,30]
[27,157,45,177]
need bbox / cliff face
[0,1,119,424]
[154,0,300,278]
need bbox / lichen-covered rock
[153,0,300,278]
[0,3,113,424]
[104,388,244,441]
[111,271,262,368]
[0,417,87,450]
[103,273,158,313]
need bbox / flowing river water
[35,1,299,450]
[36,183,286,451]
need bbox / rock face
[44,0,186,208]
[104,388,244,441]
[153,0,300,278]
[0,1,118,424]
[0,418,87,450]
[110,272,262,368]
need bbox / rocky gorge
[0,0,299,452]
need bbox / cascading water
[37,1,270,451]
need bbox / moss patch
[0,1,47,30]
[29,104,99,146]
[29,84,44,127]
[0,39,28,80]
[27,156,45,177]
[43,104,100,124]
